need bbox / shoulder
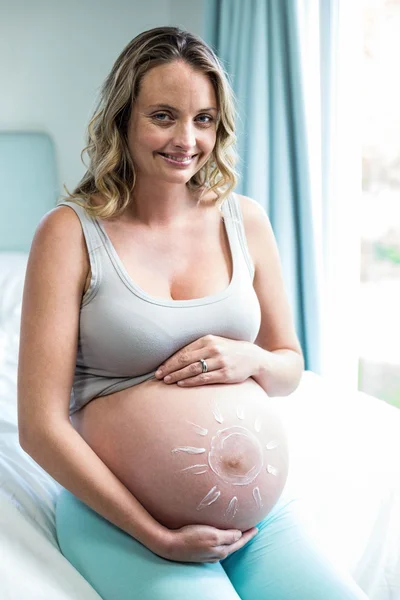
[235,193,269,228]
[37,203,86,238]
[30,204,90,274]
[234,193,275,269]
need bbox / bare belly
[71,378,289,531]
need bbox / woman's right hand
[153,523,259,563]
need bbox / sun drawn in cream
[171,402,280,520]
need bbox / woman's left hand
[154,335,261,386]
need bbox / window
[359,0,400,408]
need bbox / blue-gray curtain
[203,0,321,373]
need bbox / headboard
[0,132,60,253]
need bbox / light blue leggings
[55,488,368,600]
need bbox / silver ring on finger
[199,358,208,373]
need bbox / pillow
[0,252,29,418]
[0,251,63,547]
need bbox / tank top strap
[57,200,104,305]
[222,192,255,280]
[57,200,104,254]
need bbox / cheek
[144,126,168,149]
[129,123,165,153]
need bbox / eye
[151,113,214,125]
[152,112,172,122]
[197,114,214,125]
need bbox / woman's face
[127,60,218,184]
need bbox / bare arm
[17,206,168,553]
[20,417,168,550]
[239,194,304,395]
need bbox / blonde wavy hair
[60,26,240,219]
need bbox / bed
[1,134,400,599]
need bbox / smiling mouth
[158,153,198,163]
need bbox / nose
[172,119,197,151]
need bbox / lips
[158,153,197,160]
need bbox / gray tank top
[57,192,261,415]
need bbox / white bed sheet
[1,252,400,599]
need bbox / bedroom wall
[0,0,204,198]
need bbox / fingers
[220,529,244,545]
[155,340,209,378]
[235,527,259,549]
[225,527,259,552]
[176,372,216,386]
[210,527,259,562]
[161,359,218,384]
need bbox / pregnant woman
[18,26,368,600]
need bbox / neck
[126,178,209,227]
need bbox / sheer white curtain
[298,0,362,389]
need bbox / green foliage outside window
[374,243,400,265]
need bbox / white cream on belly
[73,379,289,531]
[171,401,282,522]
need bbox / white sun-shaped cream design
[171,402,280,520]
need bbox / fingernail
[235,532,242,541]
[155,370,162,377]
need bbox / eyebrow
[147,103,218,113]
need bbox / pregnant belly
[72,378,289,531]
